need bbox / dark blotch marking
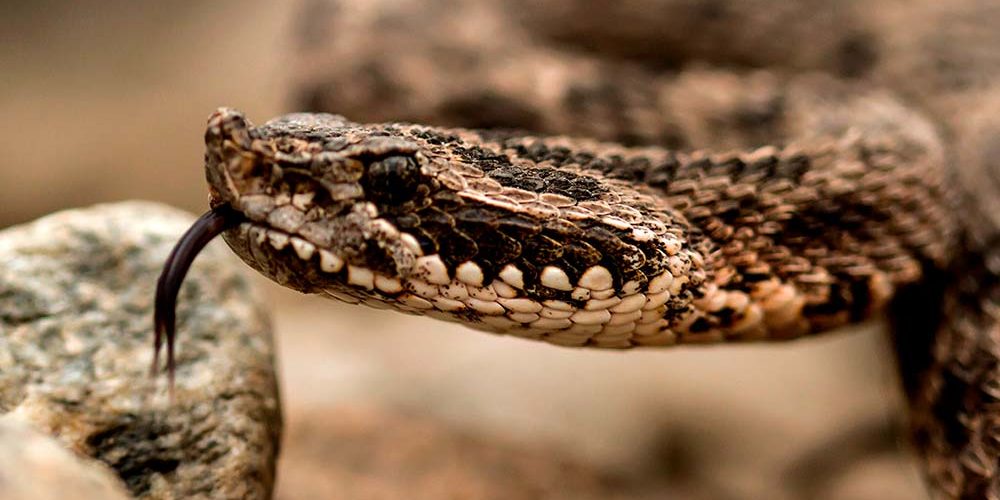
[688,317,712,333]
[847,276,875,321]
[931,370,973,449]
[644,157,683,188]
[497,214,543,235]
[454,207,500,229]
[803,283,851,318]
[410,128,461,146]
[416,206,456,228]
[487,163,606,200]
[522,234,565,265]
[474,230,523,266]
[774,154,811,181]
[562,240,603,270]
[439,230,479,267]
[361,244,400,275]
[543,219,585,239]
[452,143,515,173]
[363,155,423,204]
[409,227,441,256]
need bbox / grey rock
[0,201,282,499]
[0,417,131,500]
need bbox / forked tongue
[152,204,240,392]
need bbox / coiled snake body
[155,1,1000,497]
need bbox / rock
[0,417,131,500]
[0,201,281,499]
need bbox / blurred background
[0,1,929,498]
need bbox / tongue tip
[151,204,241,392]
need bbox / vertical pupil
[368,155,419,202]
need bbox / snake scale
[153,0,1000,497]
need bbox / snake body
[154,0,1000,497]
[205,88,951,347]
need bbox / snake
[153,0,1000,497]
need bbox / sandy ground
[1,1,930,498]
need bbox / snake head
[205,108,428,285]
[202,108,712,348]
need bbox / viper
[155,0,1000,497]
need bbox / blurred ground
[270,287,927,499]
[0,1,930,498]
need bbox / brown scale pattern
[216,0,1000,496]
[462,110,952,340]
[208,111,706,330]
[205,88,951,349]
[904,242,1000,499]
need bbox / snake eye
[366,155,422,203]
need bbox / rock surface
[0,201,281,499]
[0,418,131,500]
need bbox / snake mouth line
[152,204,243,389]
